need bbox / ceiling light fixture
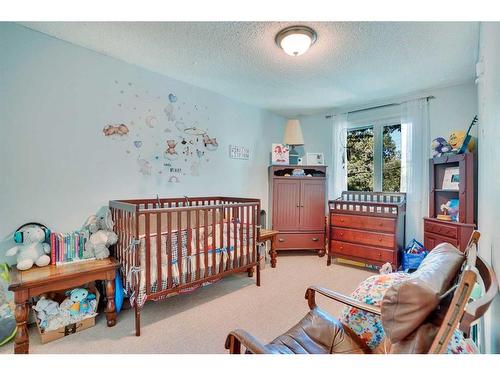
[275,25,317,57]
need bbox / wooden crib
[109,196,261,336]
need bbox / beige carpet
[1,253,374,354]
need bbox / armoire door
[272,179,300,230]
[299,179,325,230]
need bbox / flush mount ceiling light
[275,25,317,56]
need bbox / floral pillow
[339,272,477,354]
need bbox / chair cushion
[266,307,369,354]
[340,272,411,349]
[381,243,465,343]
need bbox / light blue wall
[0,23,285,264]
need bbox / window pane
[347,127,374,191]
[383,124,402,192]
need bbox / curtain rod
[325,95,435,119]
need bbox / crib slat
[246,205,250,266]
[233,207,238,269]
[219,206,224,272]
[226,206,231,269]
[167,211,172,289]
[187,208,192,283]
[196,206,201,281]
[156,212,162,292]
[211,207,217,275]
[204,209,209,278]
[145,213,151,295]
[177,211,183,286]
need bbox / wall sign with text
[229,145,250,160]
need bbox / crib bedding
[133,222,254,307]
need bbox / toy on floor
[379,262,393,274]
[83,208,118,259]
[33,296,60,330]
[0,263,17,346]
[66,287,96,316]
[6,222,51,270]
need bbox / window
[346,122,402,192]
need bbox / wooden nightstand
[8,257,120,354]
[259,229,280,268]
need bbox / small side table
[8,257,120,354]
[259,229,280,268]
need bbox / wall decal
[106,80,219,180]
[103,124,129,137]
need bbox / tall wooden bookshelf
[424,153,475,252]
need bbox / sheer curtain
[331,113,348,199]
[401,98,431,242]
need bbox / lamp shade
[284,119,304,145]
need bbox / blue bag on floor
[402,239,428,272]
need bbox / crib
[109,196,261,336]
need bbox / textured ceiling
[21,22,479,116]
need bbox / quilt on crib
[130,222,255,308]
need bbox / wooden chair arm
[225,329,272,354]
[305,285,381,315]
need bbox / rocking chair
[225,231,498,354]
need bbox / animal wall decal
[104,81,220,180]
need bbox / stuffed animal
[431,137,452,157]
[33,297,60,330]
[83,208,118,259]
[6,223,51,270]
[448,130,475,153]
[65,288,96,317]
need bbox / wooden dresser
[328,191,406,269]
[424,153,476,252]
[269,165,327,256]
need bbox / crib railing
[110,196,260,301]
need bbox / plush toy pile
[33,287,98,332]
[83,208,118,260]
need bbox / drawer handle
[378,238,382,242]
[340,245,344,250]
[296,203,300,207]
[340,232,344,237]
[378,252,382,258]
[312,237,319,242]
[340,219,344,222]
[278,238,285,242]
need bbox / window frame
[346,116,401,192]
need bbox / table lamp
[284,119,304,165]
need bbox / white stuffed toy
[83,208,118,259]
[6,223,51,271]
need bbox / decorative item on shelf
[455,115,478,154]
[447,199,460,222]
[291,168,305,177]
[431,137,453,158]
[437,202,452,221]
[297,157,303,165]
[442,166,460,190]
[306,152,325,166]
[6,223,51,271]
[271,143,289,165]
[283,119,304,165]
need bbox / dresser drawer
[424,233,459,251]
[424,220,458,239]
[330,240,395,263]
[275,233,325,250]
[331,227,395,249]
[331,214,396,233]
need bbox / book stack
[50,230,93,265]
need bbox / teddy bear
[65,288,96,317]
[83,208,118,260]
[6,223,51,271]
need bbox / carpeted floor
[0,253,374,354]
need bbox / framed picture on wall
[306,153,325,166]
